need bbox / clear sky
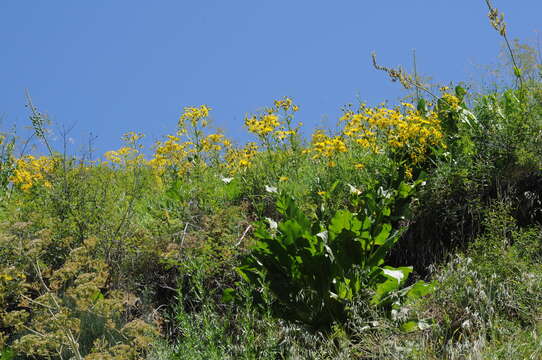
[1,1,541,156]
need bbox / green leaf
[373,223,391,246]
[91,291,104,303]
[372,278,398,305]
[437,97,449,111]
[513,66,522,78]
[0,348,14,360]
[381,206,391,217]
[336,278,352,300]
[416,98,427,113]
[371,267,412,305]
[276,195,311,229]
[222,288,236,303]
[329,210,357,237]
[397,182,413,198]
[165,180,182,201]
[239,184,416,328]
[455,85,467,99]
[236,264,261,284]
[278,220,304,248]
[366,231,400,268]
[381,266,412,286]
[404,280,434,301]
[329,180,341,193]
[400,320,420,333]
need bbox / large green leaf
[455,85,467,99]
[329,210,361,238]
[400,320,420,333]
[371,266,412,305]
[397,182,413,199]
[366,230,400,268]
[403,280,435,301]
[373,223,391,245]
[276,195,311,229]
[278,219,304,248]
[165,180,183,201]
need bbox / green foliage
[238,182,431,328]
[0,348,13,360]
[1,27,542,359]
[409,203,542,357]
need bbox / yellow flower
[441,93,461,110]
[308,130,347,160]
[10,155,55,191]
[150,130,232,174]
[122,131,144,144]
[273,96,300,113]
[339,102,445,164]
[0,273,14,281]
[201,133,230,152]
[179,105,211,128]
[354,163,365,170]
[225,142,259,173]
[274,97,293,111]
[279,176,289,182]
[245,113,280,136]
[274,129,297,141]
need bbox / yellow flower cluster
[104,146,145,166]
[10,155,54,191]
[0,270,25,282]
[245,98,302,151]
[354,163,365,170]
[225,142,259,173]
[147,105,236,175]
[440,93,461,111]
[149,132,231,175]
[104,132,146,167]
[274,97,299,112]
[245,113,280,136]
[340,102,445,164]
[308,130,347,166]
[201,133,231,152]
[122,131,145,144]
[274,129,297,141]
[149,135,191,172]
[105,147,135,164]
[179,105,211,130]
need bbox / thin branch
[236,225,252,247]
[24,89,54,156]
[483,0,524,88]
[180,222,189,247]
[371,52,444,103]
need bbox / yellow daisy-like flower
[354,163,365,170]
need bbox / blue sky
[1,1,541,156]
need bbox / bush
[238,182,432,329]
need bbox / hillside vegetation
[2,7,542,360]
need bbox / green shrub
[238,182,432,328]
